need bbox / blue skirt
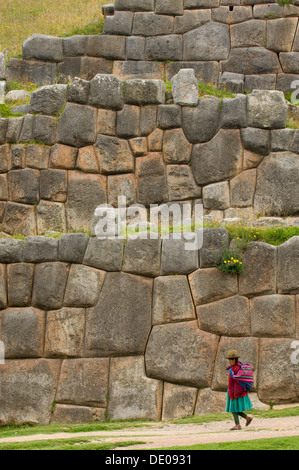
[225,391,253,413]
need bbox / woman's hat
[226,349,239,359]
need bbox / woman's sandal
[246,416,253,427]
[230,425,241,431]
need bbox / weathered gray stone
[0,307,45,358]
[182,97,221,144]
[97,109,116,136]
[56,358,109,407]
[272,129,297,152]
[0,53,5,79]
[58,233,89,264]
[189,267,238,306]
[66,171,107,232]
[32,262,69,310]
[51,405,105,424]
[231,19,266,48]
[167,165,201,201]
[221,47,281,75]
[108,356,163,421]
[103,11,134,35]
[108,173,137,207]
[195,389,227,416]
[162,234,199,275]
[277,237,299,295]
[245,74,277,92]
[29,85,67,116]
[116,105,140,138]
[241,127,271,156]
[0,238,23,263]
[0,264,7,309]
[279,53,299,74]
[22,34,64,61]
[58,103,97,147]
[86,35,126,60]
[126,36,146,60]
[40,169,67,202]
[36,202,66,234]
[166,61,220,87]
[220,94,247,128]
[239,242,277,296]
[25,144,50,170]
[192,129,243,185]
[10,144,25,171]
[124,79,166,105]
[153,275,195,325]
[197,295,250,337]
[132,12,174,36]
[247,90,288,129]
[145,321,219,387]
[95,135,134,174]
[7,263,34,307]
[63,35,87,56]
[6,118,24,143]
[6,59,57,86]
[258,338,299,403]
[0,174,8,200]
[113,61,164,80]
[19,115,34,143]
[89,74,124,110]
[0,359,61,425]
[115,0,155,12]
[136,153,168,205]
[83,237,124,272]
[33,115,57,145]
[57,57,113,84]
[203,181,230,210]
[49,144,78,170]
[140,105,158,136]
[67,77,90,105]
[64,264,106,308]
[8,169,39,205]
[85,272,153,356]
[171,69,199,107]
[123,236,161,277]
[145,35,182,61]
[183,22,230,61]
[162,383,197,421]
[45,308,85,358]
[3,202,37,236]
[23,236,58,263]
[254,153,299,216]
[155,0,184,15]
[251,295,296,338]
[230,169,257,208]
[175,9,211,34]
[199,227,229,268]
[267,18,298,52]
[158,105,182,129]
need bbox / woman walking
[225,350,253,430]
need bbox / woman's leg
[238,412,247,420]
[232,413,240,425]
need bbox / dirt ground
[0,413,298,449]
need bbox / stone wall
[5,0,299,92]
[0,76,298,237]
[0,231,298,424]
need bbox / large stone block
[45,308,86,358]
[49,144,78,170]
[40,169,67,202]
[0,307,45,358]
[153,275,196,325]
[221,47,281,75]
[165,61,220,87]
[202,181,230,210]
[33,115,58,145]
[199,227,229,268]
[182,97,221,144]
[89,74,124,110]
[123,236,161,277]
[6,59,57,86]
[32,262,69,310]
[58,233,89,264]
[192,129,243,185]
[7,263,34,307]
[251,295,296,338]
[175,9,211,34]
[277,237,299,295]
[83,237,124,272]
[171,69,199,107]
[0,144,10,173]
[136,153,168,205]
[36,201,67,234]
[145,321,219,387]
[132,12,174,36]
[8,169,39,205]
[64,264,106,308]
[267,18,298,52]
[29,85,67,116]
[113,61,164,80]
[220,94,247,129]
[258,338,299,403]
[254,153,299,217]
[124,79,166,105]
[115,0,155,12]
[230,169,257,208]
[85,272,153,356]
[0,264,6,309]
[162,383,198,421]
[161,234,199,275]
[66,171,107,232]
[86,35,126,60]
[231,19,266,48]
[56,358,109,407]
[168,165,201,201]
[196,295,250,337]
[3,202,37,236]
[247,90,288,129]
[195,389,227,416]
[0,359,61,425]
[145,35,183,61]
[116,105,140,138]
[22,34,64,61]
[241,127,271,156]
[58,103,97,147]
[183,22,230,61]
[95,135,134,175]
[51,404,105,424]
[103,11,134,36]
[239,242,277,296]
[189,267,238,306]
[108,173,137,207]
[25,144,50,170]
[108,356,163,421]
[23,236,58,263]
[212,336,259,392]
[155,0,184,15]
[0,238,24,263]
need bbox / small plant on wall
[215,246,244,275]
